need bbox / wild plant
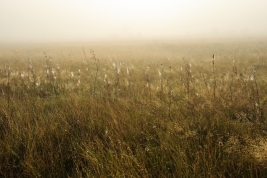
[144,66,151,102]
[249,66,263,122]
[158,66,163,100]
[0,41,266,177]
[7,65,11,114]
[113,62,121,98]
[103,73,111,97]
[212,54,216,101]
[183,58,192,99]
[88,49,99,96]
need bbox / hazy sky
[1,0,267,43]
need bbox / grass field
[0,39,267,177]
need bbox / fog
[1,0,267,43]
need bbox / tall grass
[0,40,267,177]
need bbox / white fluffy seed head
[35,81,40,87]
[127,67,129,75]
[51,69,55,76]
[104,74,108,83]
[158,69,162,77]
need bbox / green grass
[0,39,267,177]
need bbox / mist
[1,0,267,43]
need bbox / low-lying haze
[1,0,267,43]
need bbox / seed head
[77,80,81,86]
[35,81,40,87]
[158,69,162,77]
[104,74,108,83]
[112,62,116,69]
[126,67,129,75]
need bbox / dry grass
[0,39,267,177]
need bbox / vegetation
[0,40,267,177]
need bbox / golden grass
[0,39,267,177]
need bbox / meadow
[0,39,267,177]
